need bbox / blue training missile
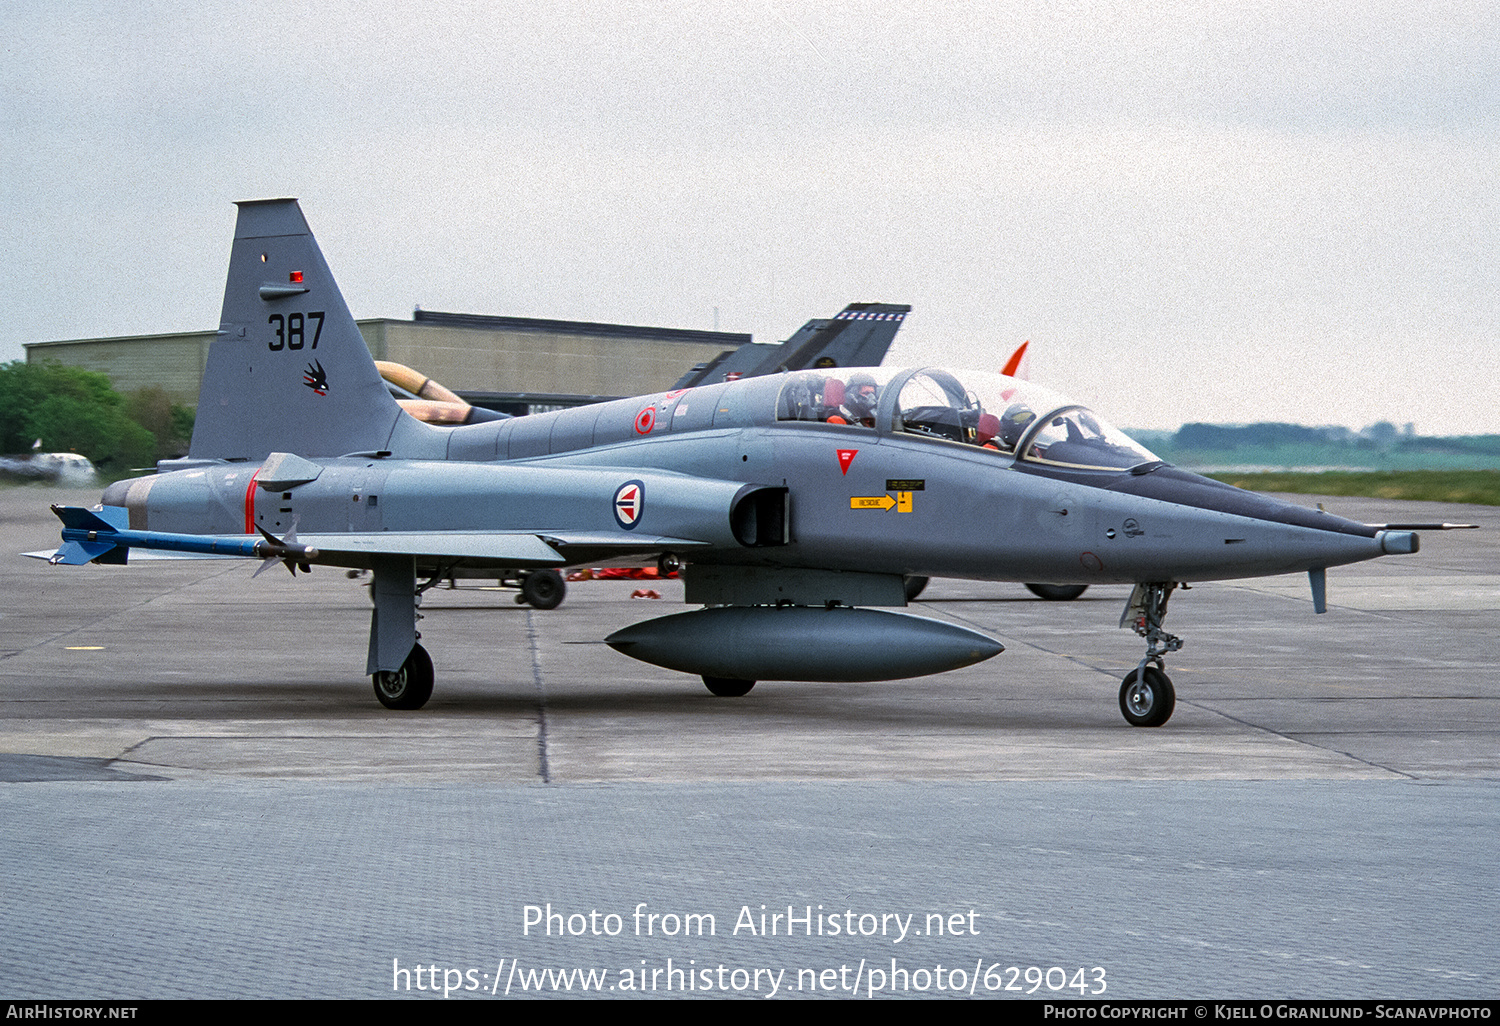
[50,505,319,566]
[605,605,1003,682]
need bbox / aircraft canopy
[775,367,1161,472]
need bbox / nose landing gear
[1118,582,1183,727]
[1120,666,1174,727]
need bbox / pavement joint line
[527,607,552,784]
[1197,705,1418,780]
[113,734,160,766]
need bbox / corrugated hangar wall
[24,331,216,406]
[25,314,749,408]
[376,312,745,397]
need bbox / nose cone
[1094,465,1412,581]
[1113,465,1379,539]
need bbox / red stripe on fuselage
[244,468,261,534]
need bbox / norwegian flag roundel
[613,480,645,530]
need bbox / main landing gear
[373,642,434,710]
[515,569,566,610]
[1118,582,1182,727]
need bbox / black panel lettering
[267,312,325,351]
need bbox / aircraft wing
[294,530,707,568]
[294,531,564,566]
[46,504,708,570]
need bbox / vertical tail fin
[771,302,910,373]
[190,199,415,461]
[673,302,910,388]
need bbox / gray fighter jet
[46,199,1471,726]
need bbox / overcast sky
[3,1,1496,433]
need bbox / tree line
[0,361,194,472]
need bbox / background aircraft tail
[673,302,910,388]
[190,199,421,461]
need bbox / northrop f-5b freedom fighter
[45,199,1470,726]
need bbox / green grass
[1208,469,1500,506]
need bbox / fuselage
[105,366,1407,586]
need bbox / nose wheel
[1119,582,1183,727]
[1119,666,1175,727]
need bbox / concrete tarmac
[2,483,1496,999]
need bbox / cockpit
[776,367,1162,472]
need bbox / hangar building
[24,309,753,416]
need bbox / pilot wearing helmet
[996,403,1036,453]
[842,373,880,428]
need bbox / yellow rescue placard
[850,492,914,513]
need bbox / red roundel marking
[635,407,657,434]
[614,481,644,529]
[1080,552,1104,572]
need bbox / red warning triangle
[837,449,857,475]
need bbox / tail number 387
[268,312,325,351]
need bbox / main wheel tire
[1026,583,1089,601]
[373,643,435,710]
[521,569,566,610]
[1119,666,1175,727]
[904,576,930,601]
[703,676,755,697]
